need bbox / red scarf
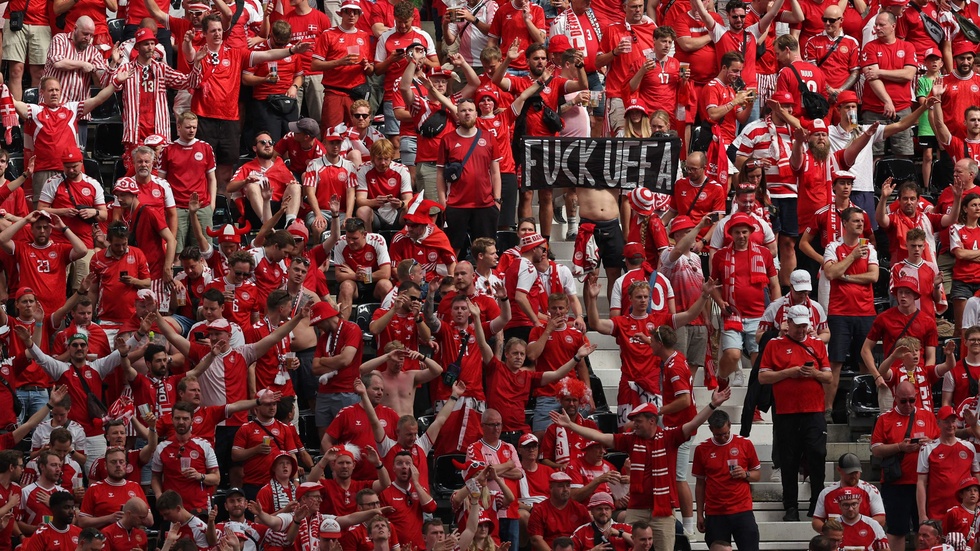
[720,243,769,330]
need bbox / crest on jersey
[194,152,204,161]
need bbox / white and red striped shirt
[732,118,795,197]
[42,33,112,121]
[116,59,193,145]
[759,295,828,335]
[890,259,946,318]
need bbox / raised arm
[584,274,614,335]
[548,409,614,447]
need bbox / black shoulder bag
[816,36,843,67]
[885,310,920,357]
[72,364,108,418]
[419,108,449,138]
[910,3,946,47]
[0,371,22,416]
[880,409,914,483]
[788,64,829,119]
[443,129,481,185]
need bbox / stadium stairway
[544,235,869,551]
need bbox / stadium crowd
[6,0,980,547]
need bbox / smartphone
[708,212,722,223]
[119,270,129,282]
[910,438,921,444]
[194,331,206,341]
[394,48,405,56]
[804,361,814,368]
[732,76,746,92]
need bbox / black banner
[521,136,680,193]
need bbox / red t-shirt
[23,525,81,551]
[433,321,488,401]
[872,407,939,484]
[951,223,980,283]
[698,78,741,144]
[528,324,587,398]
[271,9,332,74]
[858,38,917,113]
[710,246,777,318]
[101,521,149,551]
[312,27,373,87]
[774,60,827,119]
[793,0,836,50]
[274,133,326,175]
[630,55,684,121]
[611,314,667,397]
[79,480,147,520]
[484,359,542,432]
[487,1,546,72]
[526,498,591,547]
[320,478,372,516]
[232,420,301,486]
[663,11,722,85]
[28,103,83,172]
[939,73,980,138]
[242,322,296,397]
[541,415,599,464]
[691,435,760,515]
[374,29,436,101]
[803,32,860,89]
[117,204,169,279]
[823,241,878,316]
[866,306,938,365]
[661,351,697,427]
[158,139,217,209]
[669,177,726,231]
[191,47,252,120]
[12,241,74,316]
[437,129,500,208]
[315,320,364,394]
[90,246,152,323]
[246,43,303,101]
[759,335,831,414]
[150,438,218,510]
[325,402,399,481]
[204,279,259,329]
[379,483,437,549]
[917,439,980,519]
[508,76,570,137]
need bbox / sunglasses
[188,9,206,15]
[729,14,745,19]
[898,398,916,404]
[256,139,274,146]
[822,16,840,22]
[234,271,253,277]
[352,113,371,119]
[293,256,311,266]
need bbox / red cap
[624,97,648,116]
[938,405,958,420]
[549,471,573,483]
[62,148,83,164]
[474,86,499,106]
[835,90,859,106]
[669,215,697,236]
[832,170,856,181]
[518,433,539,446]
[477,511,496,531]
[805,118,828,134]
[958,476,980,495]
[623,242,645,259]
[134,27,156,44]
[270,452,298,478]
[14,287,35,300]
[403,194,442,225]
[287,220,309,241]
[953,40,977,58]
[143,134,166,147]
[322,126,344,141]
[891,273,920,297]
[881,0,907,7]
[548,35,572,54]
[627,402,659,419]
[309,301,340,324]
[923,47,940,59]
[587,492,614,508]
[427,67,454,79]
[771,91,795,104]
[835,487,863,503]
[319,517,342,539]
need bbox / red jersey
[665,11,723,85]
[484,359,543,432]
[859,38,917,113]
[917,438,980,519]
[867,305,938,364]
[275,133,326,176]
[794,0,837,49]
[611,314,666,397]
[946,360,980,411]
[691,434,760,515]
[698,78,741,144]
[88,449,146,485]
[528,324,587,397]
[823,241,878,316]
[158,139,216,209]
[759,335,831,414]
[871,406,939,484]
[270,9,331,74]
[504,256,543,328]
[156,405,228,443]
[186,343,257,426]
[37,173,105,248]
[803,32,860,89]
[732,118,796,198]
[332,233,391,272]
[101,521,149,551]
[315,320,364,394]
[249,246,289,310]
[23,524,81,551]
[90,245,151,324]
[710,245,778,318]
[943,504,979,546]
[794,148,849,232]
[117,204,169,279]
[710,25,759,86]
[375,29,436,101]
[898,1,947,60]
[437,129,500,208]
[526,498,591,548]
[813,480,885,520]
[630,55,685,121]
[20,483,71,526]
[952,223,980,283]
[312,27,373,88]
[191,46,253,120]
[0,482,21,551]
[613,428,688,513]
[150,438,218,510]
[379,482,437,549]
[204,279,259,329]
[669,177,726,229]
[79,479,148,520]
[27,103,83,172]
[301,156,356,216]
[389,225,457,281]
[233,420,301,486]
[370,309,422,371]
[325,402,399,481]
[940,72,980,138]
[242,321,295,397]
[11,241,74,316]
[572,522,632,551]
[487,1,546,72]
[626,214,670,267]
[432,321,488,401]
[320,478,371,517]
[805,202,874,248]
[775,61,827,119]
[245,43,303,101]
[840,515,889,550]
[661,352,697,427]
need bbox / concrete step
[685,481,817,501]
[690,541,810,551]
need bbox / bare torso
[577,188,621,221]
[380,368,419,417]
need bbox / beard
[257,149,276,160]
[810,140,830,161]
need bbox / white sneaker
[731,370,746,387]
[770,468,781,482]
[565,227,578,241]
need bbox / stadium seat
[83,158,103,186]
[92,123,125,160]
[604,451,628,471]
[3,126,23,155]
[588,372,609,413]
[88,87,121,122]
[589,411,618,434]
[496,230,518,253]
[299,410,319,452]
[500,431,522,448]
[417,414,435,433]
[5,156,22,180]
[213,195,236,227]
[430,454,466,499]
[22,88,38,105]
[874,157,917,191]
[107,18,125,44]
[847,374,879,430]
[113,158,126,182]
[354,302,380,356]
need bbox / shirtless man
[285,257,322,413]
[576,188,624,302]
[359,342,444,416]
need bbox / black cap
[226,487,246,498]
[837,453,862,474]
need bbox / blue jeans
[532,396,560,432]
[16,388,49,425]
[499,518,520,550]
[506,68,530,78]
